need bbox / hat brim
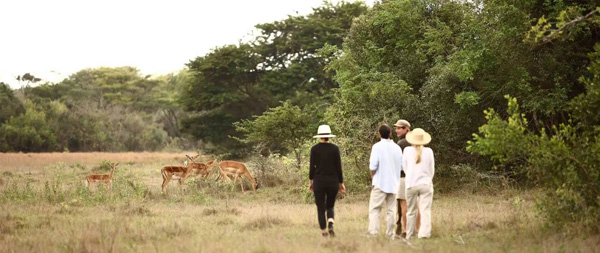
[406,132,431,145]
[313,134,336,138]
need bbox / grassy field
[0,152,598,253]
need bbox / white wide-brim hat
[313,124,336,138]
[406,128,431,145]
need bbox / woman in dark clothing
[309,124,346,237]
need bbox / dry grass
[0,152,598,252]
[0,152,208,171]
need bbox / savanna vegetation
[0,152,598,252]
[1,0,599,251]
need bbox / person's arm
[309,147,316,180]
[398,146,403,175]
[334,146,346,193]
[309,147,316,191]
[369,144,378,180]
[335,146,343,183]
[402,148,408,176]
[429,149,435,179]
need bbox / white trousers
[406,184,433,239]
[368,186,397,237]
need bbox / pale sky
[0,0,375,89]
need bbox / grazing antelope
[217,160,259,192]
[161,155,210,193]
[193,159,219,179]
[86,163,119,189]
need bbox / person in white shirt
[367,124,403,238]
[403,128,435,240]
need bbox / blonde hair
[415,145,423,164]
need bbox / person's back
[367,124,403,238]
[310,143,343,182]
[402,146,434,189]
[370,139,403,193]
[309,125,345,238]
[403,128,435,240]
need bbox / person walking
[403,128,435,240]
[393,119,420,238]
[309,125,346,237]
[367,124,403,238]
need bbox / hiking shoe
[327,220,335,237]
[322,232,330,237]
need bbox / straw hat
[405,128,431,145]
[313,125,336,138]
[393,119,411,128]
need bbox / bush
[469,96,600,233]
[434,164,510,194]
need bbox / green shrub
[469,96,600,233]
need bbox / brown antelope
[161,155,211,193]
[86,163,119,189]
[217,160,259,192]
[193,159,218,179]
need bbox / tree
[181,2,368,156]
[0,82,24,124]
[468,1,600,231]
[327,0,599,170]
[234,100,315,170]
[22,67,176,152]
[0,100,57,152]
[55,67,161,111]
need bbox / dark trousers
[313,179,338,229]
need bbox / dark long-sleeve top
[397,138,410,178]
[309,143,343,183]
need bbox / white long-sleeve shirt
[402,146,435,189]
[369,139,403,193]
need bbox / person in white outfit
[367,124,403,238]
[403,128,435,240]
[393,119,420,238]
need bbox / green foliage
[0,82,24,124]
[54,67,160,110]
[571,43,600,130]
[325,69,415,172]
[0,101,57,152]
[181,2,368,156]
[327,0,599,172]
[469,95,600,232]
[455,91,480,110]
[467,95,529,164]
[8,67,189,152]
[525,6,599,44]
[323,66,415,189]
[235,100,315,169]
[528,123,600,232]
[433,164,510,194]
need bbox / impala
[161,155,210,193]
[217,160,259,192]
[192,159,219,179]
[86,163,119,189]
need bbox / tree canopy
[180,1,368,155]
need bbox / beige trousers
[406,184,433,239]
[368,186,397,237]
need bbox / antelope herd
[85,154,259,193]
